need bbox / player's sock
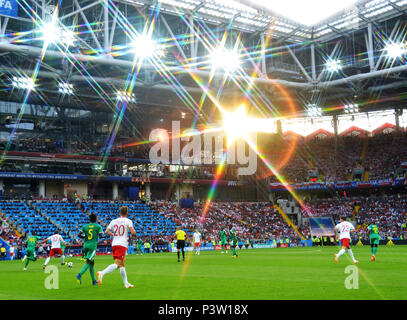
[61,255,65,265]
[348,249,356,262]
[197,247,200,255]
[177,251,180,261]
[79,264,89,276]
[182,249,185,260]
[231,247,237,256]
[119,267,128,285]
[373,245,378,255]
[100,264,118,276]
[24,259,29,268]
[336,248,346,259]
[89,264,96,282]
[44,257,50,266]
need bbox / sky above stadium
[249,0,359,26]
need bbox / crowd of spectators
[0,218,23,260]
[150,201,303,243]
[0,219,21,246]
[364,133,407,180]
[3,132,407,183]
[0,137,150,158]
[267,132,407,183]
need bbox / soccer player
[40,231,66,269]
[76,214,103,285]
[22,232,40,270]
[219,229,228,253]
[193,229,201,255]
[368,224,380,261]
[97,206,135,288]
[229,227,238,258]
[136,238,144,255]
[61,240,66,257]
[174,226,186,262]
[334,217,358,264]
[9,244,15,260]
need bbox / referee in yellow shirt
[174,226,187,262]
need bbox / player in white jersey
[9,244,15,260]
[40,231,66,269]
[193,229,202,255]
[334,217,358,264]
[97,206,136,288]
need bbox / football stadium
[0,0,407,306]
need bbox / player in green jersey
[229,227,239,258]
[22,232,40,270]
[60,240,66,255]
[76,214,103,285]
[136,239,143,255]
[368,224,380,261]
[219,229,228,253]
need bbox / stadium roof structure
[153,0,407,42]
[0,0,406,124]
[340,125,369,136]
[305,128,335,141]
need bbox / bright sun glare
[222,106,250,144]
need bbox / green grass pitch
[1,246,406,300]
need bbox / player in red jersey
[40,231,66,269]
[334,217,358,264]
[97,206,136,288]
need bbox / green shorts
[82,246,97,262]
[370,237,380,245]
[221,240,227,246]
[26,248,36,260]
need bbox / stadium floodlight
[131,34,162,60]
[326,59,342,72]
[12,76,36,91]
[39,21,75,47]
[385,41,407,59]
[181,112,186,119]
[306,104,323,117]
[57,82,74,95]
[116,90,136,103]
[40,21,58,44]
[210,47,241,72]
[59,29,75,47]
[344,103,359,114]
